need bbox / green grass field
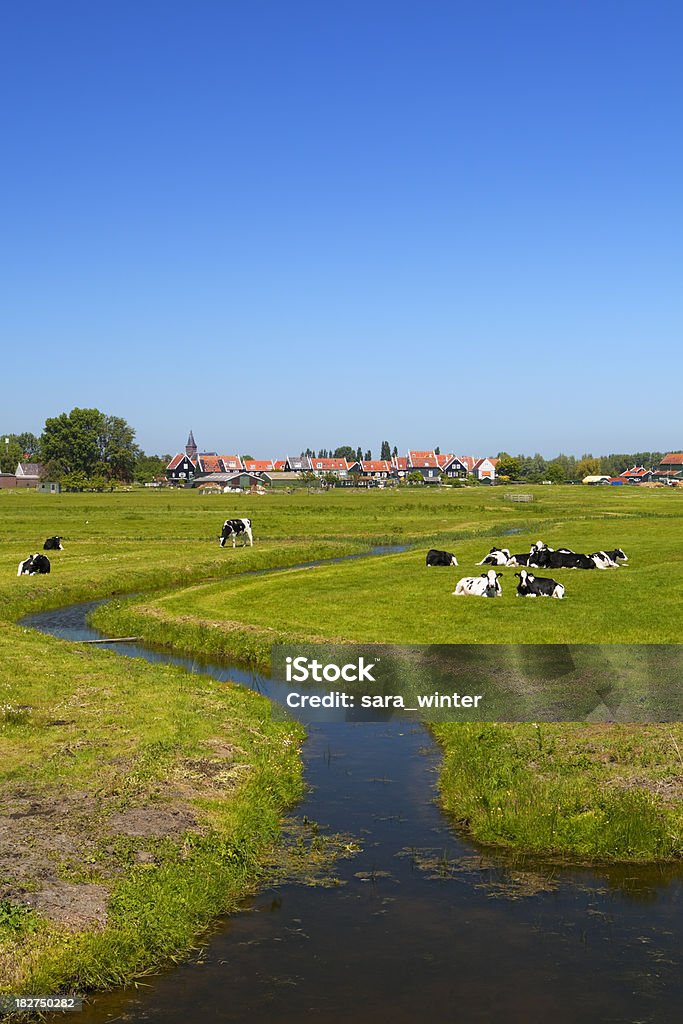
[92,486,682,663]
[2,484,683,998]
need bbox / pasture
[97,493,683,662]
[2,483,683,998]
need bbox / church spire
[186,430,197,460]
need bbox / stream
[21,590,683,1024]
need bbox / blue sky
[2,1,681,458]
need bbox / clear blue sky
[2,0,681,458]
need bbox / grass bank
[0,623,305,996]
[432,722,683,862]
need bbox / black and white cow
[589,551,619,569]
[533,548,597,570]
[219,518,253,548]
[426,548,458,567]
[17,553,51,576]
[43,536,63,550]
[529,542,575,567]
[603,548,628,563]
[506,552,531,566]
[514,569,565,598]
[590,548,628,567]
[453,569,503,597]
[477,547,511,566]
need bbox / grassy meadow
[1,483,683,998]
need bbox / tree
[545,460,567,484]
[40,407,140,481]
[496,452,521,480]
[435,446,440,455]
[380,441,391,460]
[356,447,363,463]
[134,453,168,484]
[14,432,40,458]
[334,446,356,461]
[576,456,603,479]
[364,449,372,460]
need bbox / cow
[506,552,531,566]
[426,548,458,567]
[593,548,628,565]
[589,551,619,569]
[43,536,63,550]
[453,569,503,597]
[219,518,253,548]
[514,569,565,599]
[17,553,51,576]
[529,543,575,567]
[533,548,597,570]
[477,547,510,566]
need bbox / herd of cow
[15,521,627,604]
[426,539,629,599]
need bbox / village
[164,432,683,492]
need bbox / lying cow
[453,569,503,597]
[603,547,628,562]
[426,548,458,567]
[220,518,253,548]
[17,553,51,576]
[515,569,565,599]
[533,548,598,570]
[589,551,619,569]
[590,548,628,567]
[477,547,510,566]
[43,536,63,550]
[506,552,531,566]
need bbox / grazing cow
[533,548,597,570]
[17,553,51,576]
[43,536,63,550]
[453,569,503,597]
[514,569,565,599]
[477,547,511,566]
[426,548,458,567]
[219,518,253,548]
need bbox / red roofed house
[655,452,683,483]
[243,459,276,473]
[406,450,440,482]
[472,457,498,482]
[437,454,469,479]
[310,457,350,479]
[391,455,409,478]
[360,460,392,478]
[619,465,653,483]
[273,460,287,472]
[458,456,478,474]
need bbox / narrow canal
[22,600,683,1024]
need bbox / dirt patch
[107,805,198,838]
[0,781,205,929]
[24,881,109,931]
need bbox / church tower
[185,430,197,461]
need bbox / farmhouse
[472,457,498,482]
[620,466,654,483]
[406,450,441,482]
[655,453,683,483]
